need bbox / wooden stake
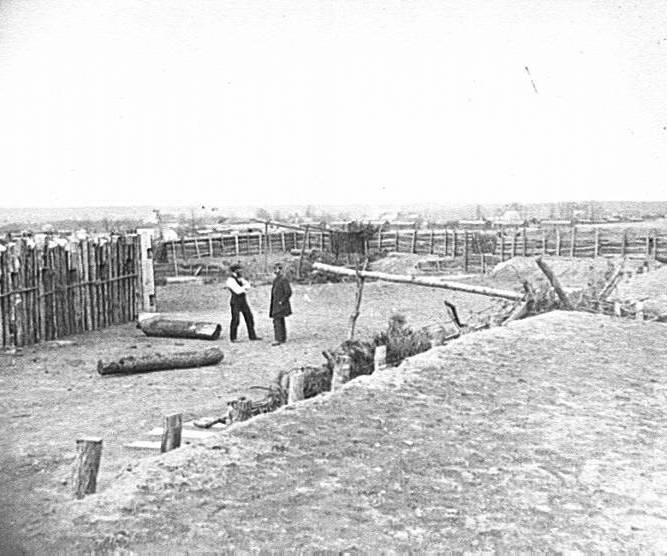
[71,437,103,499]
[556,228,561,256]
[161,413,182,453]
[297,225,310,280]
[374,345,387,372]
[287,369,305,404]
[348,260,368,340]
[331,354,351,391]
[463,230,469,272]
[570,226,577,258]
[621,230,627,257]
[411,226,418,254]
[594,229,600,257]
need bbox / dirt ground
[0,277,498,553]
[6,310,667,552]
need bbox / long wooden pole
[535,256,573,310]
[312,262,524,300]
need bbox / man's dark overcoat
[269,275,292,318]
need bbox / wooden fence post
[71,437,103,499]
[594,229,600,257]
[411,227,418,254]
[297,225,310,280]
[444,229,449,256]
[194,238,201,259]
[542,229,547,255]
[331,355,351,392]
[161,413,182,453]
[429,229,435,255]
[171,242,178,276]
[281,232,286,252]
[645,232,651,260]
[453,230,458,257]
[287,369,305,404]
[395,230,400,252]
[208,236,214,257]
[463,230,469,272]
[621,230,627,257]
[556,228,561,256]
[570,226,577,258]
[374,345,387,372]
[499,230,504,261]
[510,228,516,258]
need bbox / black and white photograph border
[1,0,667,552]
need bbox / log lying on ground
[98,347,224,375]
[312,262,524,301]
[138,317,222,340]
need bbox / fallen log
[138,317,222,340]
[313,262,524,300]
[97,347,224,375]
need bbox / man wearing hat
[225,263,261,342]
[269,263,292,346]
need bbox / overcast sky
[0,0,666,209]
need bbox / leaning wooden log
[138,317,222,340]
[598,264,624,301]
[97,347,224,375]
[312,262,524,301]
[534,257,573,310]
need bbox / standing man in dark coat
[269,263,292,346]
[225,263,261,342]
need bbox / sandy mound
[490,256,618,289]
[611,264,667,318]
[40,312,667,552]
[368,252,438,275]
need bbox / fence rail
[0,235,144,348]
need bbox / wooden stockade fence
[158,226,667,274]
[0,235,145,348]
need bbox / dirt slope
[23,311,667,553]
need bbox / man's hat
[229,263,242,272]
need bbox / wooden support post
[161,413,182,453]
[542,230,547,255]
[653,233,658,260]
[594,229,600,257]
[535,256,573,310]
[556,228,561,256]
[429,229,435,255]
[374,345,387,372]
[348,261,368,340]
[499,230,504,261]
[621,230,627,257]
[71,437,102,499]
[510,228,516,258]
[264,223,269,273]
[171,242,178,277]
[281,231,286,252]
[463,230,469,272]
[522,227,527,256]
[453,230,458,257]
[234,235,239,256]
[645,232,651,260]
[320,231,324,251]
[570,226,577,258]
[287,369,305,404]
[444,229,449,256]
[395,230,399,252]
[411,227,418,254]
[208,236,213,257]
[297,225,310,280]
[194,238,201,259]
[331,354,351,392]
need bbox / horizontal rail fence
[157,230,332,264]
[156,227,666,278]
[0,236,142,348]
[368,227,667,272]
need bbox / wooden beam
[535,256,573,310]
[312,262,524,300]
